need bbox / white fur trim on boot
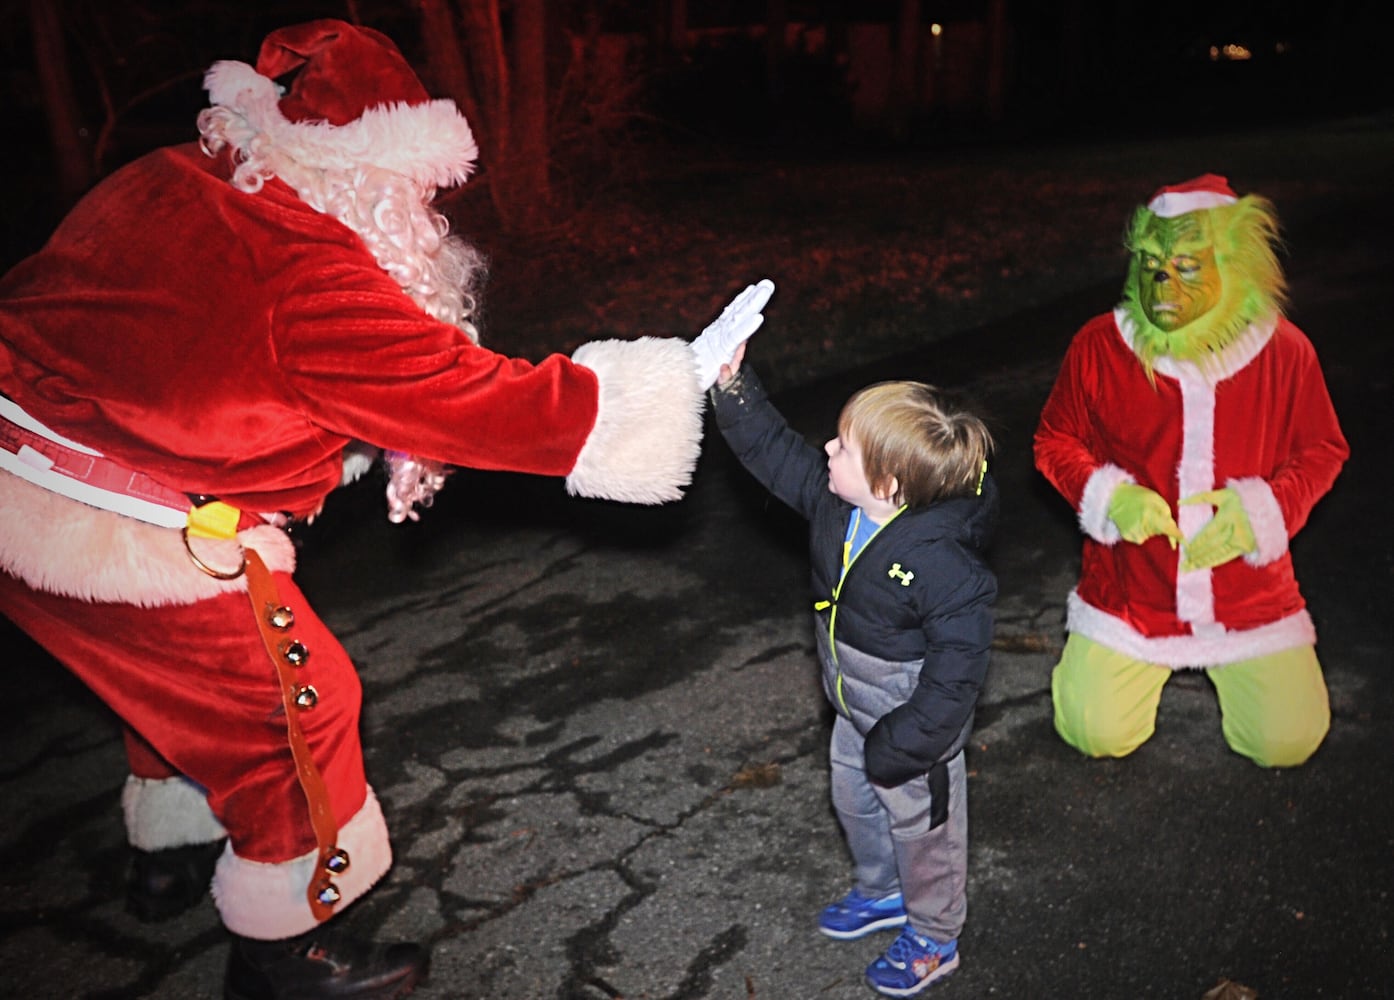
[122,775,228,851]
[565,337,705,504]
[211,789,393,939]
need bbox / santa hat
[1146,174,1238,218]
[203,19,478,191]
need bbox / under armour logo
[888,563,914,586]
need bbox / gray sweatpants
[828,713,969,943]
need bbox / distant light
[930,23,943,37]
[1209,42,1253,61]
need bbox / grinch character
[0,19,770,999]
[1034,174,1348,769]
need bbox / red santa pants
[0,567,392,936]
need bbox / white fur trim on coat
[204,61,478,192]
[1230,475,1288,566]
[566,337,705,504]
[1080,463,1133,544]
[1066,589,1316,669]
[122,775,228,851]
[1175,370,1218,626]
[212,788,392,939]
[0,469,295,607]
[1122,308,1277,387]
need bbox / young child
[711,343,997,997]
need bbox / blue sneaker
[865,928,959,996]
[817,889,907,940]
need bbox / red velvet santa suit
[0,144,635,513]
[1034,307,1349,667]
[0,25,704,940]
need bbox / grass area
[462,113,1392,393]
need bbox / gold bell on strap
[266,604,296,630]
[279,638,310,667]
[309,847,351,913]
[314,878,343,907]
[242,545,343,924]
[325,847,351,875]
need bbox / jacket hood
[902,471,999,553]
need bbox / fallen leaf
[732,761,782,788]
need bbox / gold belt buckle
[181,500,247,580]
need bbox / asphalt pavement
[2,116,1393,999]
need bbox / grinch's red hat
[1147,174,1238,218]
[203,19,478,190]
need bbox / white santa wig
[197,19,483,335]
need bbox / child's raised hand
[717,341,747,385]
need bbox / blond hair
[838,382,993,508]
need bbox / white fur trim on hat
[204,60,478,191]
[1147,178,1239,219]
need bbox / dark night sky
[4,1,1389,267]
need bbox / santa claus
[1034,174,1348,770]
[0,19,771,999]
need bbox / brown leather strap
[244,547,344,922]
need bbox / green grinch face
[1134,213,1222,330]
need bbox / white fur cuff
[122,775,228,851]
[1229,475,1288,566]
[566,337,705,504]
[211,789,392,939]
[1080,464,1134,544]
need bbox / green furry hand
[1179,488,1256,571]
[1108,483,1184,548]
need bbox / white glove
[690,279,775,390]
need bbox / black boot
[224,924,429,1000]
[126,839,225,922]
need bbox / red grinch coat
[1034,308,1348,667]
[0,141,704,938]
